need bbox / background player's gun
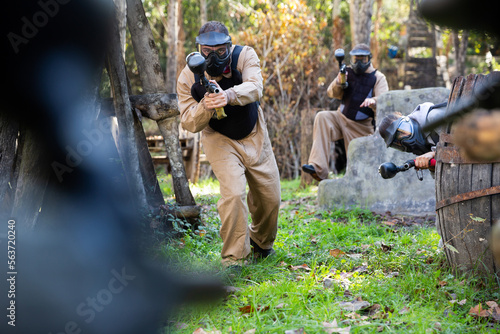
[186,52,227,120]
[335,48,348,89]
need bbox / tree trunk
[370,0,383,67]
[176,0,187,77]
[349,0,375,47]
[453,30,469,77]
[332,0,345,50]
[200,0,207,26]
[114,0,127,57]
[107,12,149,212]
[127,0,196,207]
[166,0,178,93]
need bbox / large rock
[318,87,450,216]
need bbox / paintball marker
[186,52,227,120]
[334,48,348,89]
[378,158,436,181]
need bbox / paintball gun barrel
[334,48,348,89]
[186,52,227,120]
[378,158,436,181]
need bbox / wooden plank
[469,163,494,272]
[440,163,461,269]
[491,162,500,271]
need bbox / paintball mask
[196,31,232,77]
[381,116,430,156]
[350,44,372,74]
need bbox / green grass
[156,175,500,333]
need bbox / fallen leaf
[347,254,363,260]
[382,221,396,226]
[434,322,442,331]
[366,304,382,315]
[353,265,368,273]
[339,300,371,311]
[175,323,188,330]
[380,243,392,252]
[224,286,241,294]
[323,320,351,333]
[193,328,207,334]
[239,305,270,314]
[290,264,312,271]
[323,277,334,289]
[486,301,499,309]
[275,303,287,309]
[243,330,256,334]
[398,306,410,314]
[284,328,305,334]
[469,304,485,317]
[330,249,346,258]
[438,280,448,287]
[385,272,399,278]
[458,299,467,305]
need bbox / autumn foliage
[236,0,332,178]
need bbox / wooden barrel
[435,72,500,274]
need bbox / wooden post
[126,0,195,207]
[107,12,149,211]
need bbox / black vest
[341,67,377,121]
[191,45,259,140]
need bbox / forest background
[107,0,500,180]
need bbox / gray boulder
[318,87,450,216]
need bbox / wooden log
[161,204,202,219]
[100,93,179,120]
[126,0,195,208]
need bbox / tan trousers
[202,110,281,263]
[308,110,374,180]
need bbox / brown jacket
[327,64,389,113]
[177,45,263,133]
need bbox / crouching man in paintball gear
[302,43,389,181]
[177,21,280,267]
[379,101,448,177]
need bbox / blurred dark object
[418,0,500,34]
[0,1,222,333]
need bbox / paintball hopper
[334,48,348,89]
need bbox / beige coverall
[177,45,281,264]
[308,65,389,180]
